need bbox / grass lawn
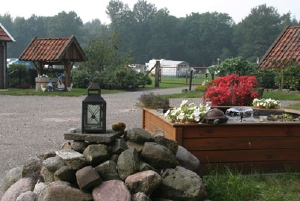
[204,168,300,201]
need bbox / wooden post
[155,61,160,88]
[189,69,193,91]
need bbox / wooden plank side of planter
[201,161,300,174]
[181,124,300,138]
[143,108,181,143]
[192,149,300,163]
[183,136,300,150]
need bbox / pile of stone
[1,126,208,201]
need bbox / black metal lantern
[82,82,106,133]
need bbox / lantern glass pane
[85,104,103,129]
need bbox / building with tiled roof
[19,35,87,90]
[0,23,15,89]
[259,26,300,69]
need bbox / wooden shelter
[19,35,87,90]
[258,26,300,69]
[0,23,15,89]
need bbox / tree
[183,12,234,66]
[148,9,183,60]
[233,4,292,62]
[211,56,257,76]
[47,11,84,42]
[81,32,130,74]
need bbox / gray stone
[125,128,154,144]
[71,141,88,153]
[61,141,72,150]
[33,182,47,196]
[64,130,123,143]
[40,166,54,184]
[1,177,35,201]
[152,130,164,137]
[117,148,140,180]
[92,180,131,201]
[16,191,37,201]
[83,144,110,166]
[2,166,23,192]
[76,166,102,191]
[139,162,156,172]
[38,181,93,201]
[55,149,86,170]
[110,154,119,163]
[157,166,207,201]
[22,157,42,179]
[154,136,178,155]
[42,156,65,172]
[54,166,76,183]
[112,138,128,154]
[126,141,144,153]
[132,192,151,201]
[125,170,162,195]
[141,142,177,169]
[95,160,120,181]
[176,145,201,174]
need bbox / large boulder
[1,177,36,201]
[111,138,128,154]
[2,166,23,192]
[125,170,162,195]
[125,128,154,144]
[76,166,102,191]
[54,166,76,183]
[155,166,207,201]
[55,149,86,170]
[16,191,38,201]
[42,156,65,172]
[92,180,131,201]
[154,136,178,155]
[38,181,93,201]
[117,148,140,180]
[95,160,120,181]
[141,142,177,169]
[176,145,201,174]
[22,157,42,180]
[83,144,110,166]
[40,166,54,184]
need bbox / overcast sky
[1,0,299,24]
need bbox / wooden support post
[155,61,160,88]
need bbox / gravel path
[0,87,299,196]
[0,87,189,196]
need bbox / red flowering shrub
[204,74,259,106]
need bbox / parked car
[7,59,35,69]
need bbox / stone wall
[1,125,208,201]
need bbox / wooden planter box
[142,108,300,174]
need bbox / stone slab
[64,130,123,143]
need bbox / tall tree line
[1,0,299,66]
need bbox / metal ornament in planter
[82,82,106,133]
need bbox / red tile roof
[19,35,87,63]
[259,26,300,69]
[0,23,15,42]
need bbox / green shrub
[255,69,277,88]
[72,68,152,90]
[7,64,32,88]
[71,70,90,88]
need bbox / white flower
[180,99,188,107]
[177,112,185,120]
